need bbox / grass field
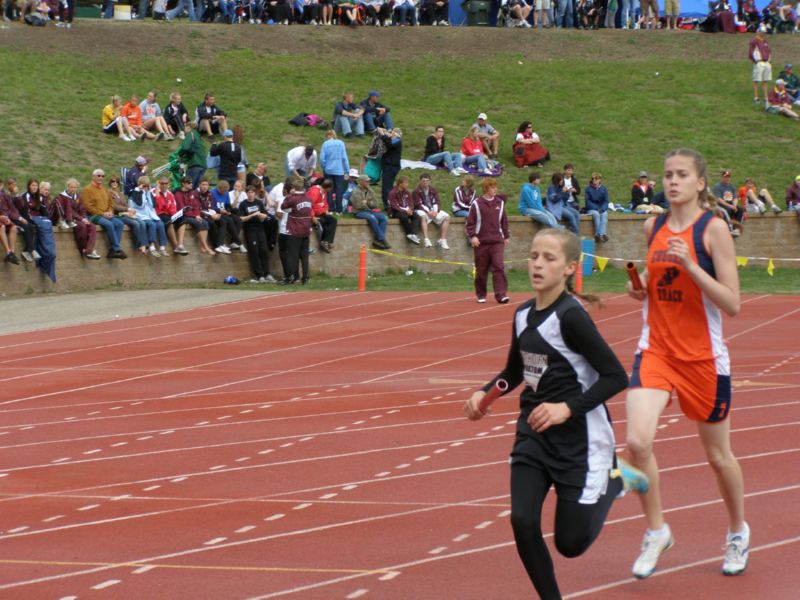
[1,22,800,213]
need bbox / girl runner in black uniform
[465,228,648,600]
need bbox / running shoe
[423,238,433,248]
[722,522,750,576]
[437,239,450,250]
[612,457,650,494]
[632,525,674,579]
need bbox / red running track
[0,291,798,599]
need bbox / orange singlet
[631,211,732,423]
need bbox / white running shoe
[437,238,450,250]
[423,238,433,248]
[476,297,486,304]
[632,525,674,579]
[215,245,231,255]
[406,233,421,244]
[722,522,750,576]
[239,245,247,253]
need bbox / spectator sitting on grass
[785,174,800,212]
[196,93,228,140]
[473,112,500,158]
[82,169,127,259]
[362,0,392,24]
[452,175,477,218]
[102,95,138,142]
[333,92,365,138]
[777,63,799,101]
[360,91,393,133]
[121,95,158,141]
[388,175,422,245]
[519,171,559,229]
[738,178,783,214]
[461,126,491,175]
[164,92,189,139]
[631,171,664,214]
[412,173,450,249]
[424,125,465,176]
[351,173,390,249]
[546,172,580,234]
[139,91,173,140]
[246,162,272,192]
[584,172,610,243]
[393,0,418,25]
[766,79,800,120]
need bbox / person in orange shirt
[120,95,157,141]
[624,148,748,580]
[737,178,783,214]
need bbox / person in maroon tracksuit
[465,177,510,304]
[280,176,313,285]
[174,176,215,255]
[57,179,101,259]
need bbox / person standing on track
[625,148,748,579]
[464,228,649,600]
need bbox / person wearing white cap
[472,112,500,158]
[766,79,800,120]
[748,25,772,105]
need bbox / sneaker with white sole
[722,522,750,576]
[632,525,674,579]
[406,233,421,244]
[437,239,450,250]
[21,251,33,263]
[612,457,650,495]
[423,238,433,248]
[477,297,486,304]
[32,250,41,260]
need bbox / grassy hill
[1,22,799,211]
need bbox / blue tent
[450,0,711,26]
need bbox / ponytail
[533,228,604,307]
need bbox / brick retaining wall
[1,213,797,296]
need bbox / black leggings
[510,462,621,600]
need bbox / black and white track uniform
[489,291,629,599]
[491,291,628,500]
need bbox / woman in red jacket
[461,126,491,175]
[465,178,509,304]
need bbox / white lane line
[378,571,400,581]
[208,465,226,471]
[341,485,358,491]
[203,537,227,546]
[452,534,470,542]
[352,421,365,425]
[217,416,232,421]
[279,443,294,448]
[299,437,315,442]
[240,410,253,414]
[159,430,175,436]
[7,526,29,533]
[110,442,127,447]
[369,416,382,420]
[136,436,152,441]
[170,477,188,483]
[497,510,511,518]
[264,514,285,521]
[374,472,390,478]
[83,449,102,455]
[109,407,123,411]
[91,579,121,590]
[258,449,274,455]
[132,565,155,574]
[433,449,447,454]
[236,526,256,534]
[58,596,78,600]
[51,457,71,463]
[142,485,160,491]
[42,515,64,523]
[318,493,337,500]
[428,547,447,555]
[235,457,251,462]
[414,456,430,462]
[77,504,100,512]
[111,495,131,501]
[474,521,493,530]
[345,590,368,599]
[292,504,312,511]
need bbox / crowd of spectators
[6,0,800,31]
[2,77,797,287]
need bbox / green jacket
[171,130,206,170]
[350,185,379,212]
[779,70,800,92]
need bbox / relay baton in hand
[478,379,509,414]
[626,262,643,291]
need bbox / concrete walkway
[0,289,275,335]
